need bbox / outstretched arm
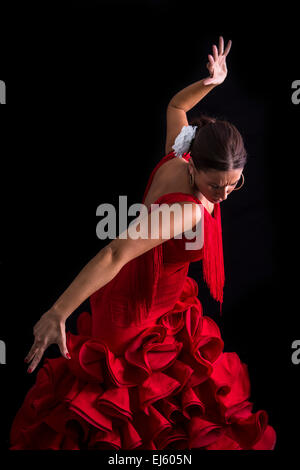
[24,202,202,373]
[165,36,232,154]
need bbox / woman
[9,37,276,450]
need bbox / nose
[217,187,229,200]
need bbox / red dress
[9,151,277,450]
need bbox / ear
[188,158,195,171]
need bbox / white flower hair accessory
[172,125,198,158]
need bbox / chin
[207,197,222,204]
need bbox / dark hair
[189,114,247,172]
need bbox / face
[188,159,243,204]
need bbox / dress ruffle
[9,276,276,450]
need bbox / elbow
[105,242,127,272]
[168,101,186,112]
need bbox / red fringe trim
[202,205,225,315]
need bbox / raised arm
[165,36,232,155]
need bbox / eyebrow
[209,180,240,187]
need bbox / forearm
[51,246,122,321]
[169,78,217,113]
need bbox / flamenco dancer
[10,37,276,450]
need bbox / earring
[233,173,244,190]
[187,163,195,187]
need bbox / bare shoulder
[143,155,191,209]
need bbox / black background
[1,0,299,459]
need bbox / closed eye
[210,181,239,189]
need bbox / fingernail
[66,353,71,359]
[27,368,33,373]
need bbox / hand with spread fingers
[24,309,71,373]
[203,36,232,86]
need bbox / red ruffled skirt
[9,277,276,450]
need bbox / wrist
[51,302,71,322]
[201,78,220,88]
